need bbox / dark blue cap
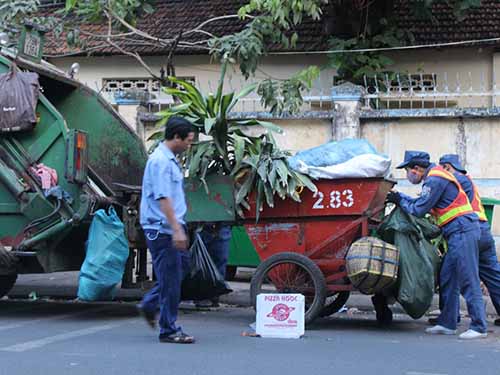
[439,154,467,174]
[396,150,431,169]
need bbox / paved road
[0,299,499,375]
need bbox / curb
[8,275,498,317]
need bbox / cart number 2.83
[312,189,354,209]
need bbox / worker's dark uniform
[439,154,500,318]
[397,160,486,333]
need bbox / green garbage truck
[0,26,148,297]
[0,25,245,298]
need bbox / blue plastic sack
[288,139,380,170]
[77,207,129,301]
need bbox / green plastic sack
[378,208,441,319]
[77,207,129,301]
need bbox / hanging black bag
[0,63,40,133]
[181,232,232,301]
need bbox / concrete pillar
[135,106,147,144]
[493,52,500,107]
[331,83,365,140]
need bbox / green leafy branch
[64,0,155,26]
[0,0,60,43]
[328,23,414,85]
[327,0,482,85]
[257,66,321,114]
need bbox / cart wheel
[225,266,237,281]
[250,252,327,325]
[0,274,17,298]
[320,291,350,317]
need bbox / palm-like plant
[151,62,316,218]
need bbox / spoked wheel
[250,252,327,325]
[320,291,350,317]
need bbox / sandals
[159,331,195,344]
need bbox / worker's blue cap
[439,154,467,174]
[396,150,430,169]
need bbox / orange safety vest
[427,166,474,226]
[465,175,488,222]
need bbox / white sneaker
[425,325,457,335]
[458,329,487,340]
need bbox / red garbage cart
[115,175,393,322]
[244,178,395,324]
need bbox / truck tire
[0,274,17,298]
[250,252,327,325]
[0,245,18,298]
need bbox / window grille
[102,77,196,93]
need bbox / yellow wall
[48,54,334,94]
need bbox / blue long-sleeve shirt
[398,164,478,238]
[453,173,474,202]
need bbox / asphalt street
[0,298,499,375]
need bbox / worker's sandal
[159,332,195,344]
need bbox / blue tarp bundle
[77,207,129,301]
[288,139,381,170]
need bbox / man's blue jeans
[478,221,500,315]
[140,230,190,335]
[438,225,487,333]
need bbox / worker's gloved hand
[385,191,401,205]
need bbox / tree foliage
[325,0,483,84]
[61,0,326,114]
[65,0,155,24]
[1,0,484,107]
[0,0,59,43]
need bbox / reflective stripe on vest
[466,175,488,222]
[427,166,474,226]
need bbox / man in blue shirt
[387,151,487,339]
[137,116,196,344]
[439,154,500,327]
